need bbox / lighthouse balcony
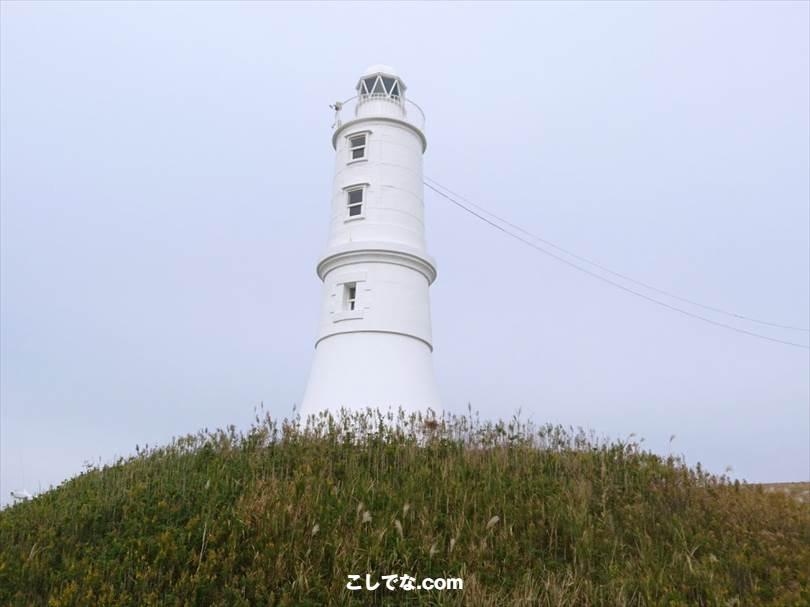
[332,94,426,134]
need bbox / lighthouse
[301,65,441,415]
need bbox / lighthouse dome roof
[362,64,398,78]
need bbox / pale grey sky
[2,1,808,506]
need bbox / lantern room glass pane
[390,82,400,97]
[381,77,395,94]
[364,77,377,93]
[371,77,385,94]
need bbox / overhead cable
[425,176,809,333]
[424,181,809,350]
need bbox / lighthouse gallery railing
[332,94,426,132]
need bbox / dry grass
[756,482,810,504]
[1,407,808,606]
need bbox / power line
[425,176,809,333]
[424,181,810,350]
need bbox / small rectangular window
[347,188,363,217]
[345,283,357,311]
[349,134,366,160]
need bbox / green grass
[1,407,808,606]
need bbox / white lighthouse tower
[301,65,440,415]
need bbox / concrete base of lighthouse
[300,331,441,417]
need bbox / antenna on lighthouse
[329,101,344,128]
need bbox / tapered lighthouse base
[300,331,441,417]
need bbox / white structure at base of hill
[301,65,440,415]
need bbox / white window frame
[344,282,357,311]
[344,184,367,221]
[347,132,368,162]
[331,272,368,322]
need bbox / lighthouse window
[347,188,364,217]
[362,77,376,94]
[345,283,357,311]
[359,74,403,100]
[349,134,366,160]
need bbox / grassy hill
[1,408,808,606]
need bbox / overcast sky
[2,1,808,506]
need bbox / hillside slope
[1,409,808,606]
